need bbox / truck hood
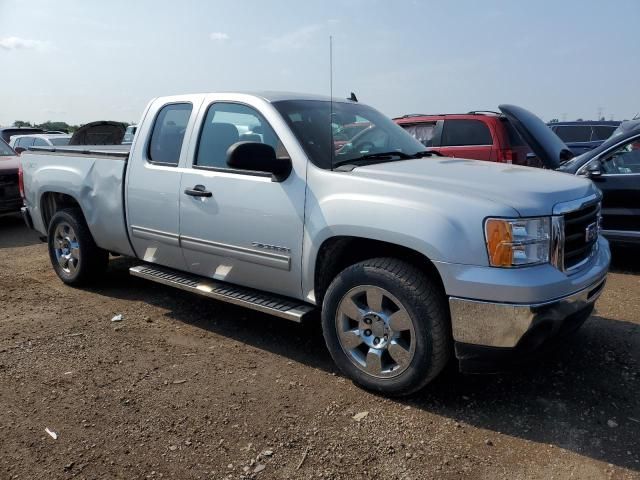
[351,157,598,217]
[69,121,126,146]
[499,104,574,170]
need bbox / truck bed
[21,146,135,257]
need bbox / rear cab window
[441,119,493,146]
[148,103,193,166]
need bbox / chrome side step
[129,264,314,323]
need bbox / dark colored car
[557,119,640,245]
[493,106,639,246]
[394,110,535,166]
[548,121,620,156]
[0,139,22,214]
[69,121,126,146]
[0,127,44,143]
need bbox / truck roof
[156,91,357,104]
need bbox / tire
[321,257,451,396]
[47,208,108,285]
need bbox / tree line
[12,120,131,133]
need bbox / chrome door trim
[131,225,180,246]
[180,235,291,271]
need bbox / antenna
[329,35,334,171]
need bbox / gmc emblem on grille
[585,222,598,242]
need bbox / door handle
[184,184,212,197]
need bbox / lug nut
[374,337,380,345]
[383,334,388,340]
[364,318,372,325]
[364,329,372,336]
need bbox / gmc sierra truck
[20,92,610,395]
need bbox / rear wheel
[47,208,108,285]
[322,257,450,396]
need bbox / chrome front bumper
[449,275,607,349]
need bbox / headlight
[485,217,550,267]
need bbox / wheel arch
[311,235,446,307]
[40,191,86,229]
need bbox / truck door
[178,99,306,299]
[126,99,201,270]
[593,134,640,239]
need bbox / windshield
[273,100,426,169]
[0,139,16,156]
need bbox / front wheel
[47,208,108,285]
[321,258,451,396]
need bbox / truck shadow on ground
[610,244,640,274]
[92,258,640,472]
[0,213,41,249]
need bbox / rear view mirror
[226,142,292,182]
[14,147,26,154]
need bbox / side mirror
[226,142,292,182]
[585,162,603,179]
[14,147,26,154]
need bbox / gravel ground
[0,212,638,479]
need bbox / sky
[0,0,638,126]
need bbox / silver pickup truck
[20,92,610,395]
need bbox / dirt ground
[0,212,638,480]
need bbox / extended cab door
[590,134,640,240]
[126,96,203,270]
[177,96,307,299]
[437,119,494,161]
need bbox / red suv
[394,110,536,166]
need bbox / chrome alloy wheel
[53,221,80,275]
[335,285,416,378]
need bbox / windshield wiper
[334,150,440,168]
[333,149,442,169]
[409,150,443,158]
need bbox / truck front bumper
[441,237,610,373]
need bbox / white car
[10,133,72,152]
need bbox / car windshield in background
[592,125,617,141]
[273,100,426,169]
[50,137,71,146]
[0,140,16,156]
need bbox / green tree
[13,120,33,127]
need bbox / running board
[129,265,314,323]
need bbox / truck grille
[563,202,600,270]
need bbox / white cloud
[0,36,50,51]
[263,25,323,53]
[209,32,230,41]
